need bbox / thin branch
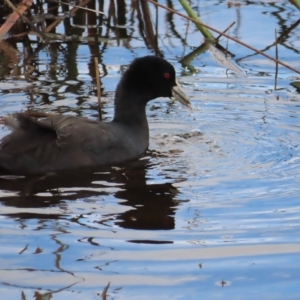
[48,0,104,14]
[101,282,110,300]
[274,29,279,90]
[44,0,91,33]
[0,0,33,39]
[94,57,102,121]
[237,18,300,62]
[147,0,300,75]
[216,21,236,41]
[3,0,48,40]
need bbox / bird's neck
[112,90,149,127]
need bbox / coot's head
[117,56,190,107]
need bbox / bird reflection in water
[0,158,186,233]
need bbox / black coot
[0,56,190,175]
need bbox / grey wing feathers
[0,113,102,174]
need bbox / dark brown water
[1,1,300,299]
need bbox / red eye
[164,73,170,79]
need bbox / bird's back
[0,113,148,174]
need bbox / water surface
[0,1,300,299]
